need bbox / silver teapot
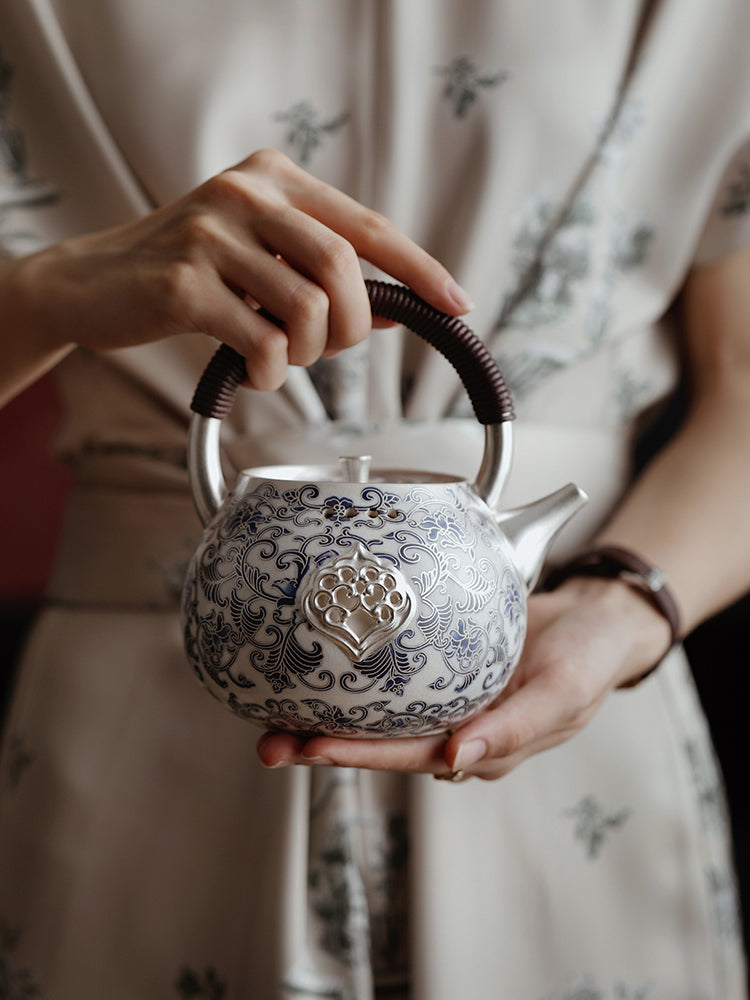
[181,281,587,737]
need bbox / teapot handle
[188,279,515,524]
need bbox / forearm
[0,150,474,411]
[597,380,750,635]
[597,247,750,636]
[0,255,75,408]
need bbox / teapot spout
[495,483,588,591]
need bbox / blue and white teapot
[181,281,586,737]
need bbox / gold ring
[434,768,466,783]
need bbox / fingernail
[446,279,475,313]
[262,760,291,769]
[301,752,333,765]
[453,739,487,771]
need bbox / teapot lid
[239,455,464,488]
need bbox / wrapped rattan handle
[191,280,514,425]
[188,280,514,524]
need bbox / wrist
[8,247,77,352]
[0,250,76,404]
[545,545,680,687]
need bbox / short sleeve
[692,138,750,267]
[0,8,148,262]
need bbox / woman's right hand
[0,148,473,404]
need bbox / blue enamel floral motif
[182,479,526,737]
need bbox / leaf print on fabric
[721,159,750,217]
[6,734,35,790]
[615,368,652,423]
[610,218,654,271]
[484,190,656,406]
[683,738,725,832]
[0,48,58,257]
[367,812,410,988]
[538,975,653,1000]
[564,794,630,859]
[274,101,350,165]
[308,341,370,422]
[307,817,362,965]
[435,56,508,118]
[0,54,26,177]
[707,864,742,940]
[448,95,655,415]
[306,771,371,974]
[0,920,41,999]
[500,193,596,331]
[175,966,227,999]
[497,189,654,345]
[301,769,410,996]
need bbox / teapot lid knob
[339,456,372,483]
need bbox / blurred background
[0,374,71,716]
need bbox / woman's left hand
[256,576,671,780]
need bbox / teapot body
[181,467,527,737]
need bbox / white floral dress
[2,2,750,998]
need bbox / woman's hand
[0,148,473,405]
[256,577,671,780]
[257,244,750,781]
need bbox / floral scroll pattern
[183,480,525,736]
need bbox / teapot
[181,281,587,737]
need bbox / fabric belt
[46,486,202,609]
[45,420,631,609]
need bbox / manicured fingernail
[301,752,333,765]
[446,279,475,312]
[453,739,487,771]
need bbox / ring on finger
[434,768,467,783]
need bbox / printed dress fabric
[2,1,750,998]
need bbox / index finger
[258,729,448,774]
[274,161,475,316]
[445,670,601,776]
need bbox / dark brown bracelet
[544,545,682,688]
